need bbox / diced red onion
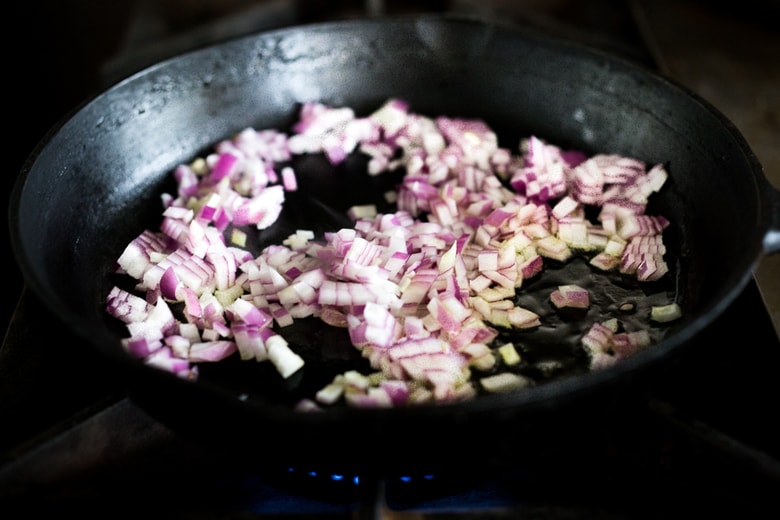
[107,98,678,407]
[550,284,590,310]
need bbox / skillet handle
[764,183,780,255]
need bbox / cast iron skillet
[9,15,780,476]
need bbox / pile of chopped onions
[106,98,680,409]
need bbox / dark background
[7,1,133,334]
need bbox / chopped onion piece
[497,342,521,366]
[266,334,304,378]
[480,372,532,393]
[651,303,682,323]
[550,284,590,310]
[188,340,237,362]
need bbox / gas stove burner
[284,468,435,485]
[296,468,363,486]
[274,466,440,504]
[279,466,365,497]
[269,466,528,515]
